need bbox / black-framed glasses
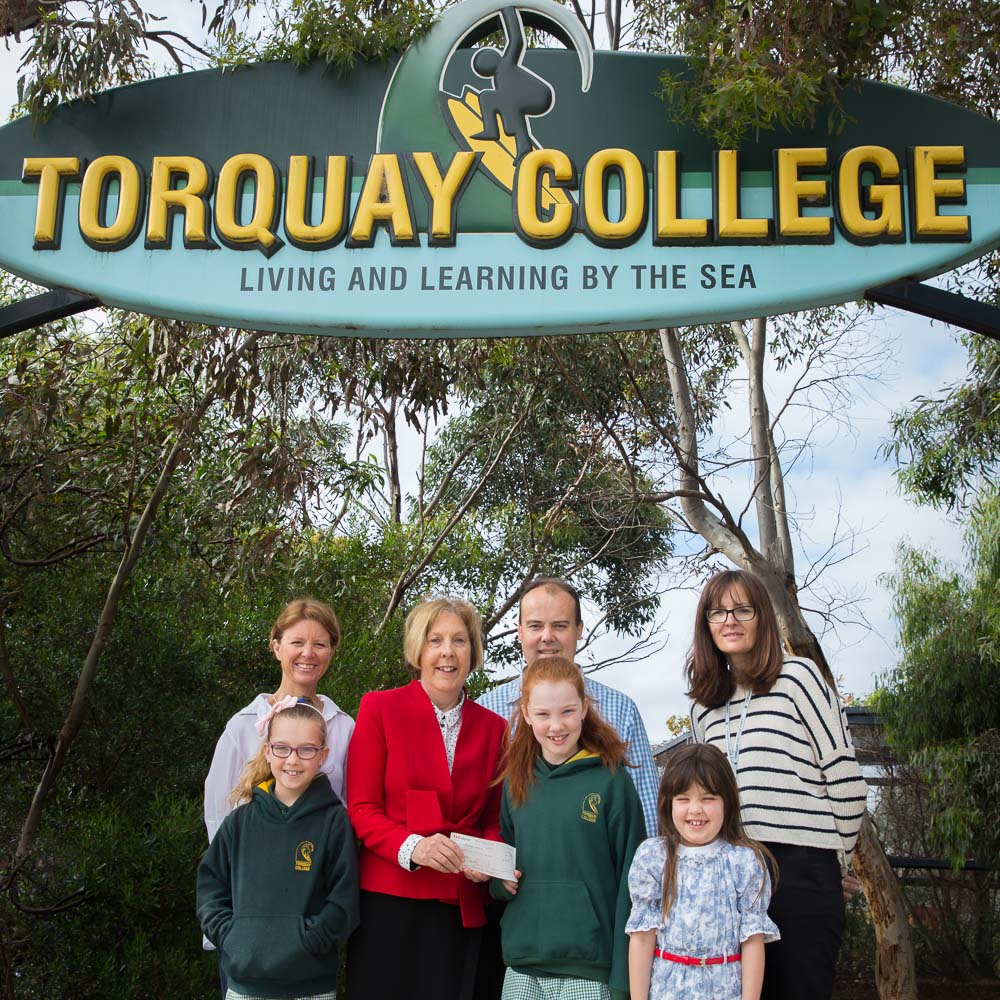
[268,743,324,760]
[705,605,756,624]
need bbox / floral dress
[625,838,780,1000]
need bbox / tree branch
[659,327,754,564]
[375,389,538,632]
[420,439,477,523]
[732,317,785,572]
[0,530,117,567]
[12,331,261,867]
[0,608,31,732]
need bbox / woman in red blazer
[346,596,507,1000]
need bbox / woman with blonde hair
[346,596,508,1000]
[205,598,354,839]
[203,598,354,996]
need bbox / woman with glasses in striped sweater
[687,570,867,1000]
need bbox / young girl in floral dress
[626,743,779,1000]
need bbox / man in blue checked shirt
[477,576,660,838]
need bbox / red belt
[655,948,741,966]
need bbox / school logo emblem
[438,2,593,202]
[295,841,315,872]
[581,793,601,823]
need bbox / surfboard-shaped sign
[0,0,997,337]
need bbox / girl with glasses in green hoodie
[197,698,359,1000]
[492,656,645,1000]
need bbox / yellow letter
[215,153,282,256]
[775,148,831,241]
[348,154,417,247]
[22,156,81,249]
[715,150,771,241]
[79,156,143,249]
[146,156,215,248]
[655,150,709,242]
[837,146,903,242]
[284,155,349,249]
[514,149,575,245]
[410,151,478,246]
[582,148,645,245]
[910,146,969,240]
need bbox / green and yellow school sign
[0,0,998,337]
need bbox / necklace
[724,689,753,771]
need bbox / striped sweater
[690,657,867,860]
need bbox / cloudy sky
[0,11,975,745]
[588,312,968,744]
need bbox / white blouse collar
[677,839,725,861]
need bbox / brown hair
[656,743,775,919]
[229,702,327,806]
[518,577,583,625]
[685,570,785,708]
[403,597,484,678]
[270,597,341,652]
[500,656,631,806]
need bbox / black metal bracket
[887,855,994,872]
[865,279,1000,342]
[0,289,100,339]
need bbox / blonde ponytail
[229,743,273,806]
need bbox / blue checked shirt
[477,672,660,837]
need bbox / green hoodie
[492,751,644,999]
[197,777,359,1000]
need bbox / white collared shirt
[434,689,466,773]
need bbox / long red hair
[500,656,631,806]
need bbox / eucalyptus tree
[874,489,1000,980]
[887,332,1000,513]
[0,303,676,996]
[427,335,675,669]
[879,489,1000,873]
[0,0,441,119]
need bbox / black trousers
[346,890,483,1000]
[761,843,845,1000]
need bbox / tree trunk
[659,324,918,1000]
[12,332,261,867]
[852,813,919,1000]
[972,869,997,978]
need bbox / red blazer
[346,680,507,927]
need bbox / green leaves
[877,490,1000,867]
[887,331,1000,513]
[259,0,438,70]
[636,0,993,145]
[14,1,156,122]
[5,0,440,124]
